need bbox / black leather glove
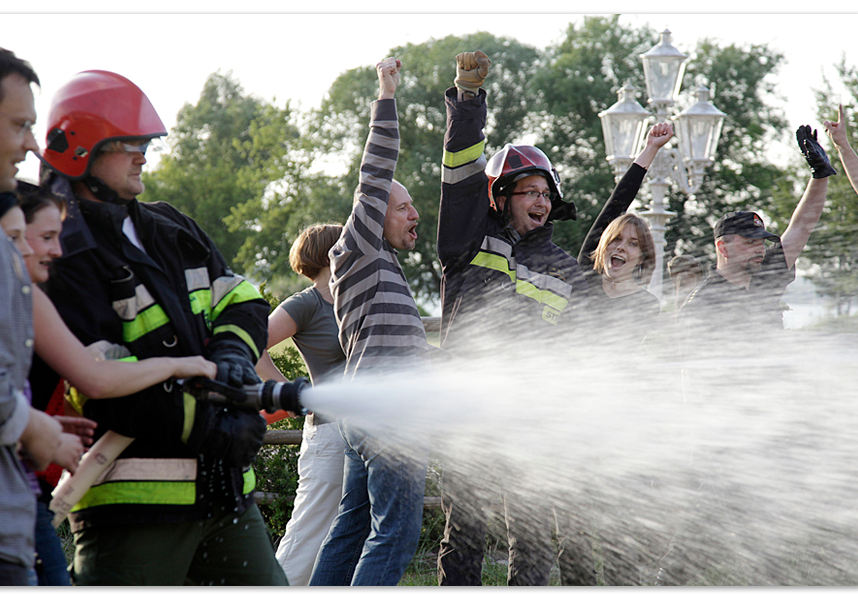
[207,338,261,388]
[796,125,837,179]
[189,404,267,468]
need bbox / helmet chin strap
[83,175,133,206]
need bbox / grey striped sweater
[329,98,434,379]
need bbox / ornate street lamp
[598,28,727,301]
[599,82,650,178]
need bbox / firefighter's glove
[208,339,261,388]
[454,50,491,95]
[195,407,267,468]
[797,125,837,179]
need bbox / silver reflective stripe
[94,458,197,484]
[185,266,210,292]
[211,274,245,308]
[112,284,157,321]
[480,236,515,264]
[442,155,487,185]
[516,264,573,298]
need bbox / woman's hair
[18,184,66,224]
[289,223,343,280]
[591,213,656,282]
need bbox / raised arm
[33,286,217,399]
[633,122,674,170]
[781,125,835,268]
[438,50,492,267]
[577,124,673,265]
[824,104,858,195]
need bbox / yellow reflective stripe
[189,289,212,320]
[470,250,569,323]
[470,251,515,282]
[72,480,196,510]
[442,142,487,184]
[123,304,170,343]
[212,324,260,361]
[515,279,569,312]
[443,139,485,168]
[242,469,256,494]
[181,393,196,444]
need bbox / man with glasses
[435,50,588,586]
[37,70,284,585]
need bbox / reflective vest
[46,195,269,531]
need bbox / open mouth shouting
[528,209,546,226]
[610,254,627,270]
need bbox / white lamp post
[598,28,726,301]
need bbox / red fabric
[35,379,67,489]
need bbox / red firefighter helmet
[41,70,167,180]
[485,144,576,221]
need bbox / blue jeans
[35,500,71,585]
[309,419,427,586]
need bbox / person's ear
[716,239,728,259]
[496,195,506,211]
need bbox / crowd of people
[0,43,854,587]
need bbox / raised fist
[454,50,491,95]
[377,57,401,100]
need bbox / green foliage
[671,39,789,263]
[141,72,304,275]
[535,16,661,253]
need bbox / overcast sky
[3,4,856,183]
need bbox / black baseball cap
[713,211,780,242]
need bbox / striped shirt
[329,98,433,379]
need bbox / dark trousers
[71,503,286,586]
[437,469,553,586]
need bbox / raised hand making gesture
[824,104,858,195]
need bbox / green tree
[671,38,789,263]
[142,72,300,272]
[533,15,658,255]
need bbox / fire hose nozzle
[182,376,310,415]
[244,377,310,415]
